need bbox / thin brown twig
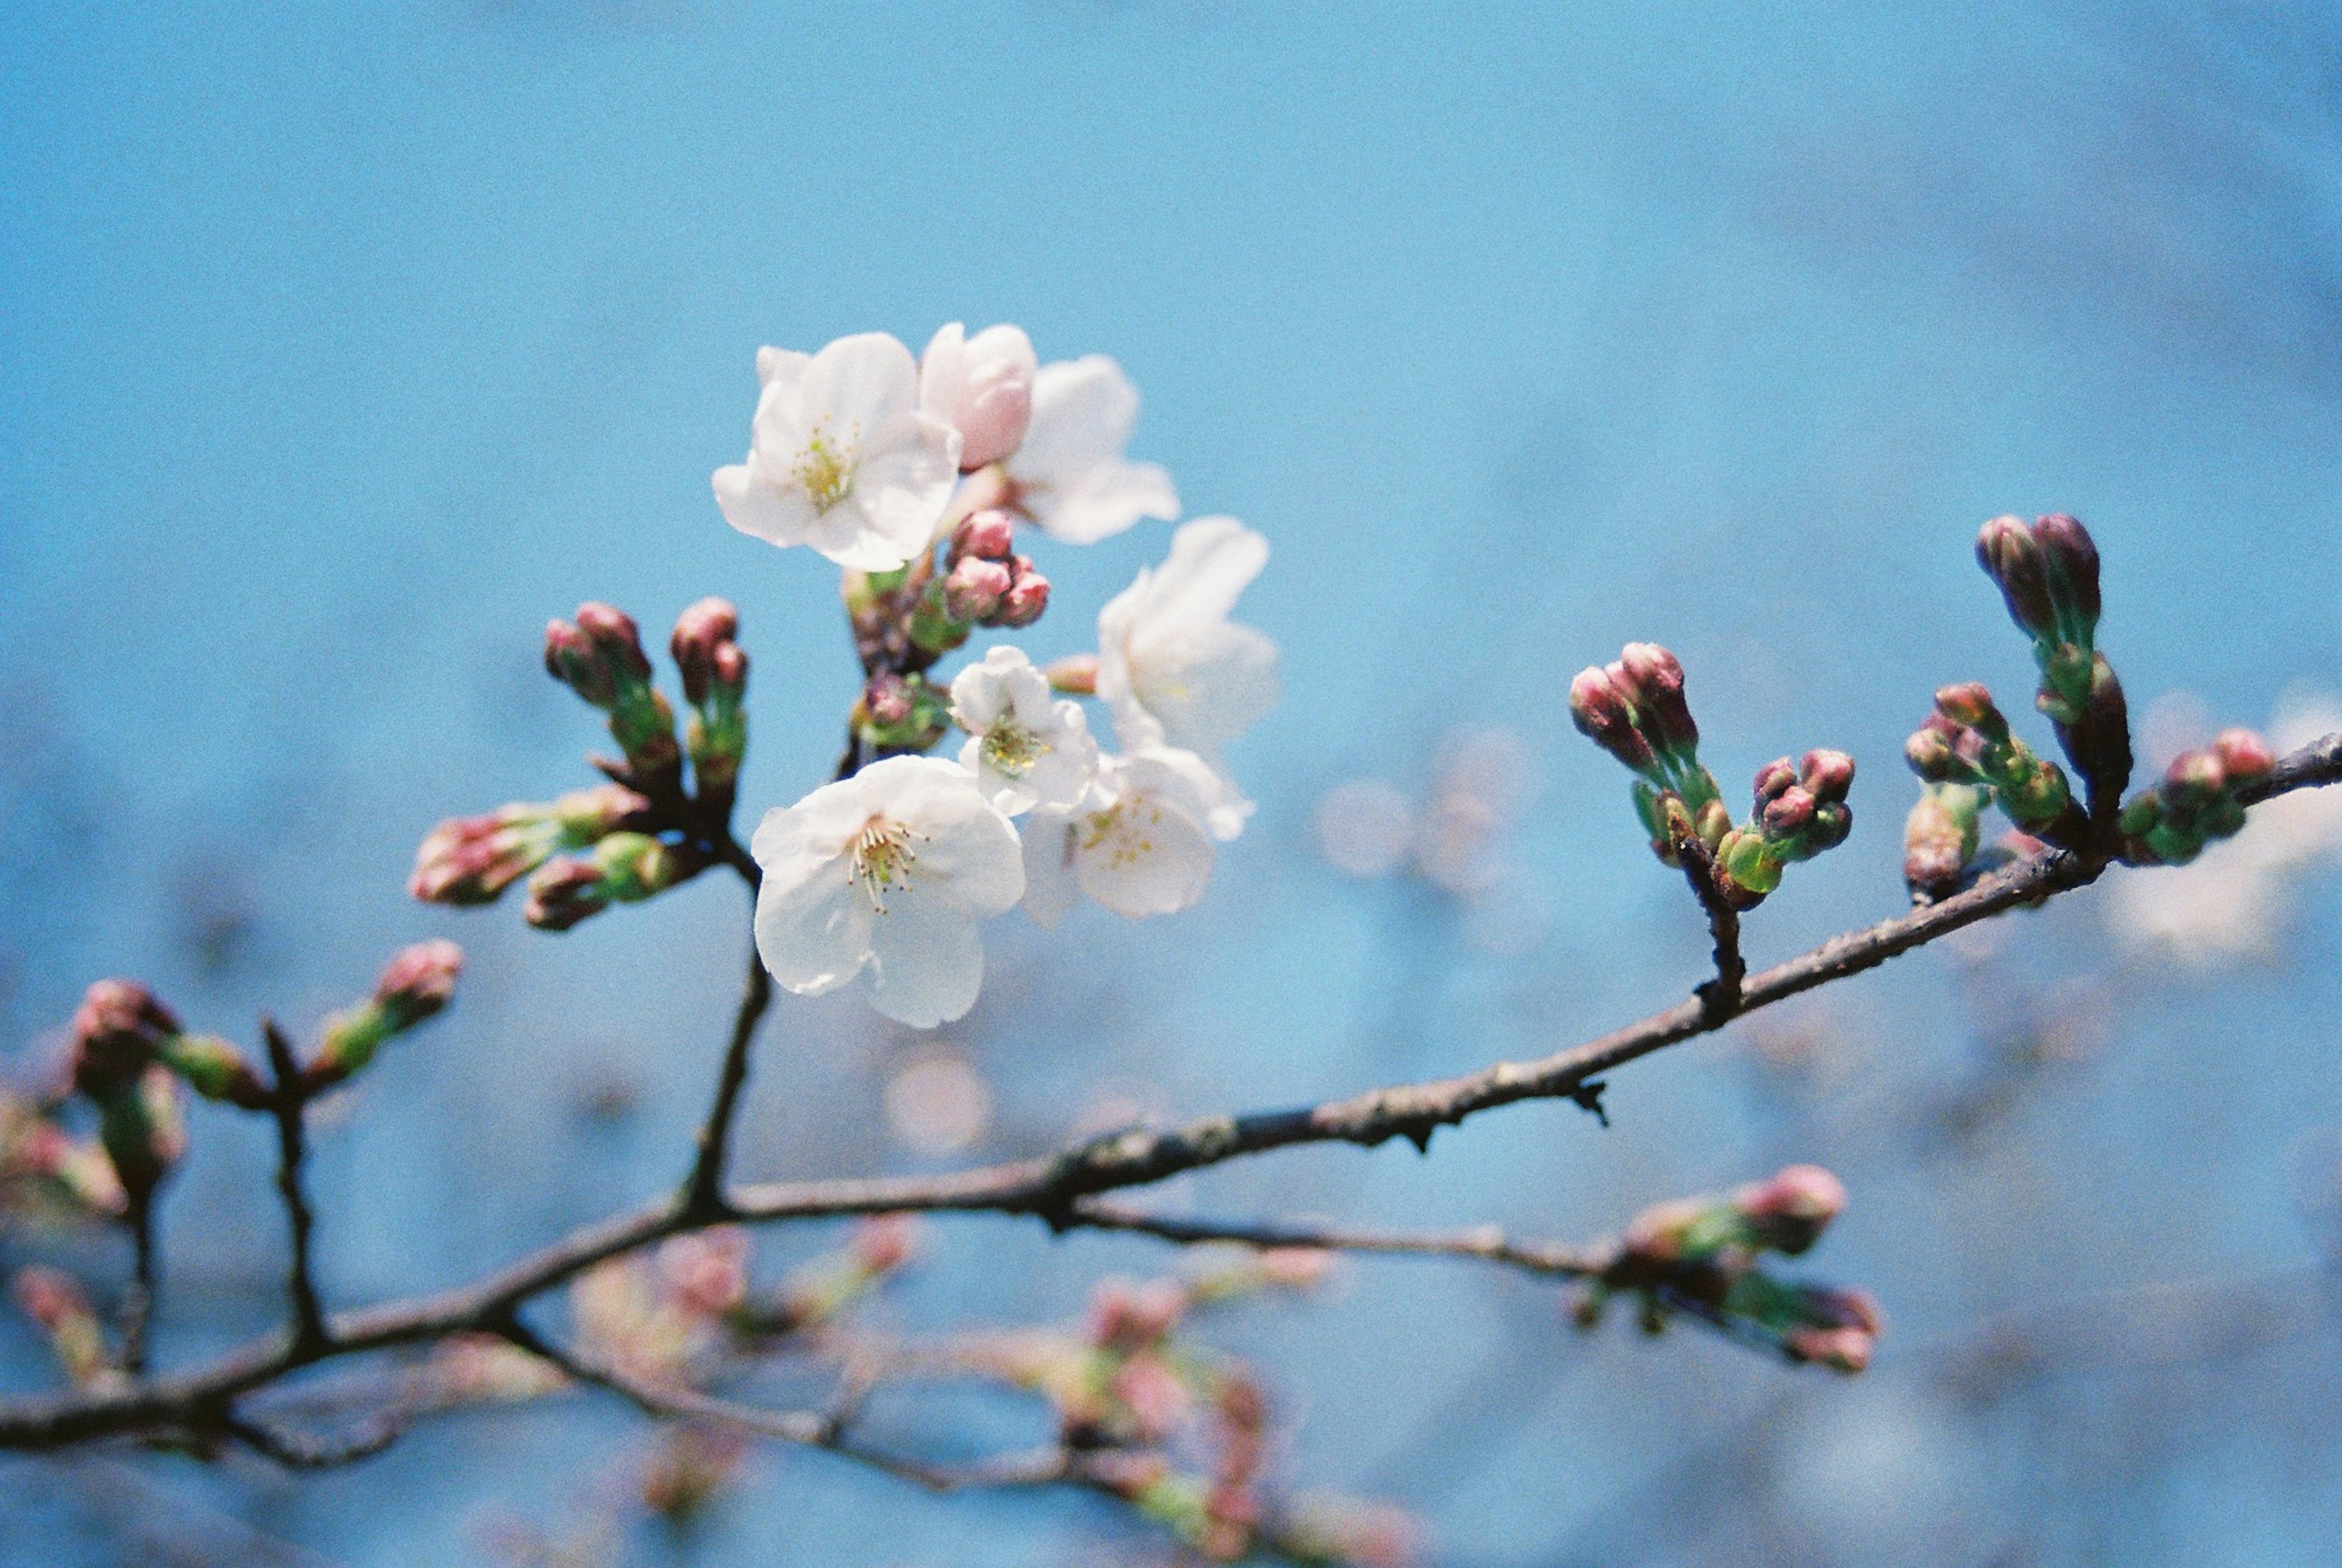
[1067,1200,1612,1279]
[1672,835,1745,1019]
[260,1019,329,1357]
[0,735,2333,1460]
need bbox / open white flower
[1003,356,1179,543]
[1097,516,1280,836]
[714,332,961,571]
[950,645,1099,817]
[1020,746,1222,928]
[920,323,1038,472]
[751,756,1022,1028]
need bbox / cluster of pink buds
[1710,750,1856,908]
[1907,684,2079,837]
[1973,514,2131,813]
[1573,1164,1880,1373]
[310,940,465,1088]
[545,603,685,801]
[940,509,1050,629]
[409,784,653,907]
[853,668,953,753]
[417,600,747,933]
[669,598,749,824]
[1572,644,1852,906]
[2118,728,2274,866]
[747,1214,923,1336]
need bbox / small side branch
[119,1197,158,1376]
[682,935,775,1221]
[261,1020,329,1358]
[1069,1200,1612,1280]
[1674,836,1746,1019]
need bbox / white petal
[807,331,920,431]
[1138,517,1268,628]
[918,322,967,423]
[1077,790,1215,919]
[1019,809,1083,928]
[1015,356,1139,485]
[750,806,872,997]
[756,345,811,392]
[864,894,987,1027]
[856,756,1026,915]
[1130,621,1281,753]
[1026,460,1180,544]
[714,460,818,548]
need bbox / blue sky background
[4,2,2341,1563]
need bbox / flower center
[849,814,922,913]
[980,720,1048,779]
[793,423,859,514]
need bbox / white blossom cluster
[715,326,1277,1027]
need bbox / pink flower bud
[1732,1164,1846,1255]
[1569,667,1656,773]
[1760,785,1816,839]
[523,858,607,931]
[2211,727,2274,787]
[1112,1352,1191,1442]
[1976,514,2055,639]
[669,598,743,706]
[1934,682,1996,729]
[942,554,1012,622]
[658,1226,748,1319]
[1044,653,1100,696]
[2033,512,2100,623]
[924,324,1037,471]
[374,940,462,1030]
[1618,643,1698,754]
[992,566,1050,628]
[848,1214,920,1275]
[1800,748,1855,802]
[950,507,1017,562]
[71,980,181,1097]
[1785,1323,1874,1373]
[1255,1247,1334,1290]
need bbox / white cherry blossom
[920,323,1038,471]
[714,332,961,571]
[1020,746,1223,928]
[950,645,1099,817]
[751,756,1022,1028]
[1004,355,1178,544]
[1096,516,1280,837]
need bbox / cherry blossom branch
[1673,836,1746,1020]
[118,1200,157,1378]
[1,734,2334,1460]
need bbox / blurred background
[5,1,2342,1562]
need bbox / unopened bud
[950,507,1017,562]
[376,939,463,1030]
[668,598,743,707]
[1617,643,1697,756]
[1903,781,1983,901]
[1731,1164,1846,1256]
[70,981,182,1098]
[13,1265,111,1387]
[1785,1323,1875,1373]
[992,562,1050,628]
[2211,726,2274,787]
[1045,653,1100,696]
[313,940,464,1084]
[1976,514,2055,640]
[922,323,1038,471]
[521,858,606,931]
[1570,667,1656,775]
[856,673,951,751]
[848,1214,920,1275]
[942,554,1012,622]
[2032,513,2100,634]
